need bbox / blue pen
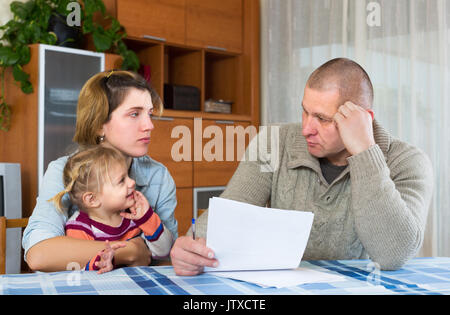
[192,218,196,240]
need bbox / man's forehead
[302,87,341,115]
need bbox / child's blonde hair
[49,146,128,212]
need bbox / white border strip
[37,45,104,192]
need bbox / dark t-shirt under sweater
[319,158,347,184]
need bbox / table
[1,257,449,295]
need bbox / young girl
[49,146,173,274]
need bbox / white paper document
[205,197,314,272]
[212,268,346,289]
[204,198,346,288]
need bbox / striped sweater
[65,207,173,271]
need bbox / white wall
[0,0,27,36]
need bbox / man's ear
[367,109,374,121]
[82,192,101,208]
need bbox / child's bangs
[88,150,127,192]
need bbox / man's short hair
[306,58,374,109]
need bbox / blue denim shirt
[22,155,178,258]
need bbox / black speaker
[164,84,201,111]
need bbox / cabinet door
[193,120,255,187]
[175,188,193,236]
[186,0,242,53]
[117,0,185,45]
[148,117,193,188]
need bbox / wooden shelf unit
[104,0,259,124]
[124,38,248,122]
[104,0,260,236]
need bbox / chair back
[0,217,28,274]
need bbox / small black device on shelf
[164,84,201,111]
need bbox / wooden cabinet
[116,0,186,45]
[164,46,203,96]
[193,120,255,187]
[186,0,243,53]
[148,117,193,188]
[204,51,244,115]
[114,0,242,52]
[174,188,193,236]
[106,0,258,120]
[148,116,254,236]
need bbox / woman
[23,70,178,272]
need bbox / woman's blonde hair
[73,70,163,147]
[49,146,128,212]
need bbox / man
[170,58,433,275]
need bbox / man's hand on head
[333,101,375,156]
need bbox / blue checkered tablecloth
[1,257,449,295]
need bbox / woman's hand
[170,236,219,276]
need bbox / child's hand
[120,190,150,221]
[95,240,126,274]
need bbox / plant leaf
[41,31,58,45]
[17,45,30,65]
[12,64,28,82]
[12,64,33,94]
[0,101,11,132]
[93,29,112,52]
[10,1,31,20]
[110,19,121,33]
[20,81,33,94]
[83,0,106,15]
[82,18,94,34]
[121,49,140,71]
[0,46,20,66]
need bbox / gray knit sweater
[192,120,433,270]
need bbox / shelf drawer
[186,0,243,53]
[117,0,186,45]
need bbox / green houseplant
[0,0,139,131]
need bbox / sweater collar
[286,119,392,170]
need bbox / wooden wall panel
[0,44,40,217]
